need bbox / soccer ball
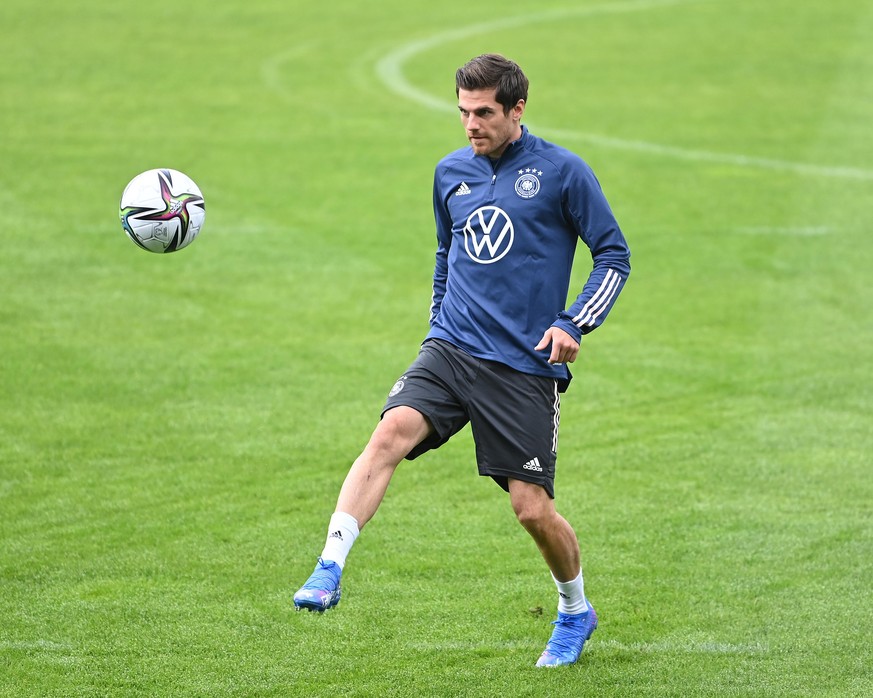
[119,168,206,253]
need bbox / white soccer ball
[119,168,206,253]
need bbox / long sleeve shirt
[426,126,631,389]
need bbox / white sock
[320,511,360,569]
[552,570,589,615]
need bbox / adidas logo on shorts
[522,457,543,472]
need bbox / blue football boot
[293,558,342,612]
[536,602,598,667]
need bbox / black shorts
[382,339,561,498]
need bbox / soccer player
[294,53,631,667]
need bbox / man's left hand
[534,326,580,365]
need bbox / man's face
[457,88,524,159]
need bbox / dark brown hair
[455,54,529,114]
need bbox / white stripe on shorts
[551,381,560,453]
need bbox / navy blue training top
[427,126,631,388]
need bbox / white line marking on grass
[408,640,539,651]
[535,128,873,181]
[262,43,319,104]
[734,225,831,236]
[375,0,702,114]
[0,640,74,651]
[407,638,770,654]
[209,223,290,235]
[595,639,770,655]
[373,0,873,182]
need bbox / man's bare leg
[336,406,432,528]
[508,479,598,667]
[293,406,431,611]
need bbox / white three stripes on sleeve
[572,269,622,328]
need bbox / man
[294,53,630,668]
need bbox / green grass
[2,0,872,695]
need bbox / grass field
[2,0,872,695]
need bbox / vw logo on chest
[463,206,514,264]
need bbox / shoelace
[544,617,585,655]
[301,561,339,590]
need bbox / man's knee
[508,479,555,531]
[367,406,431,457]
